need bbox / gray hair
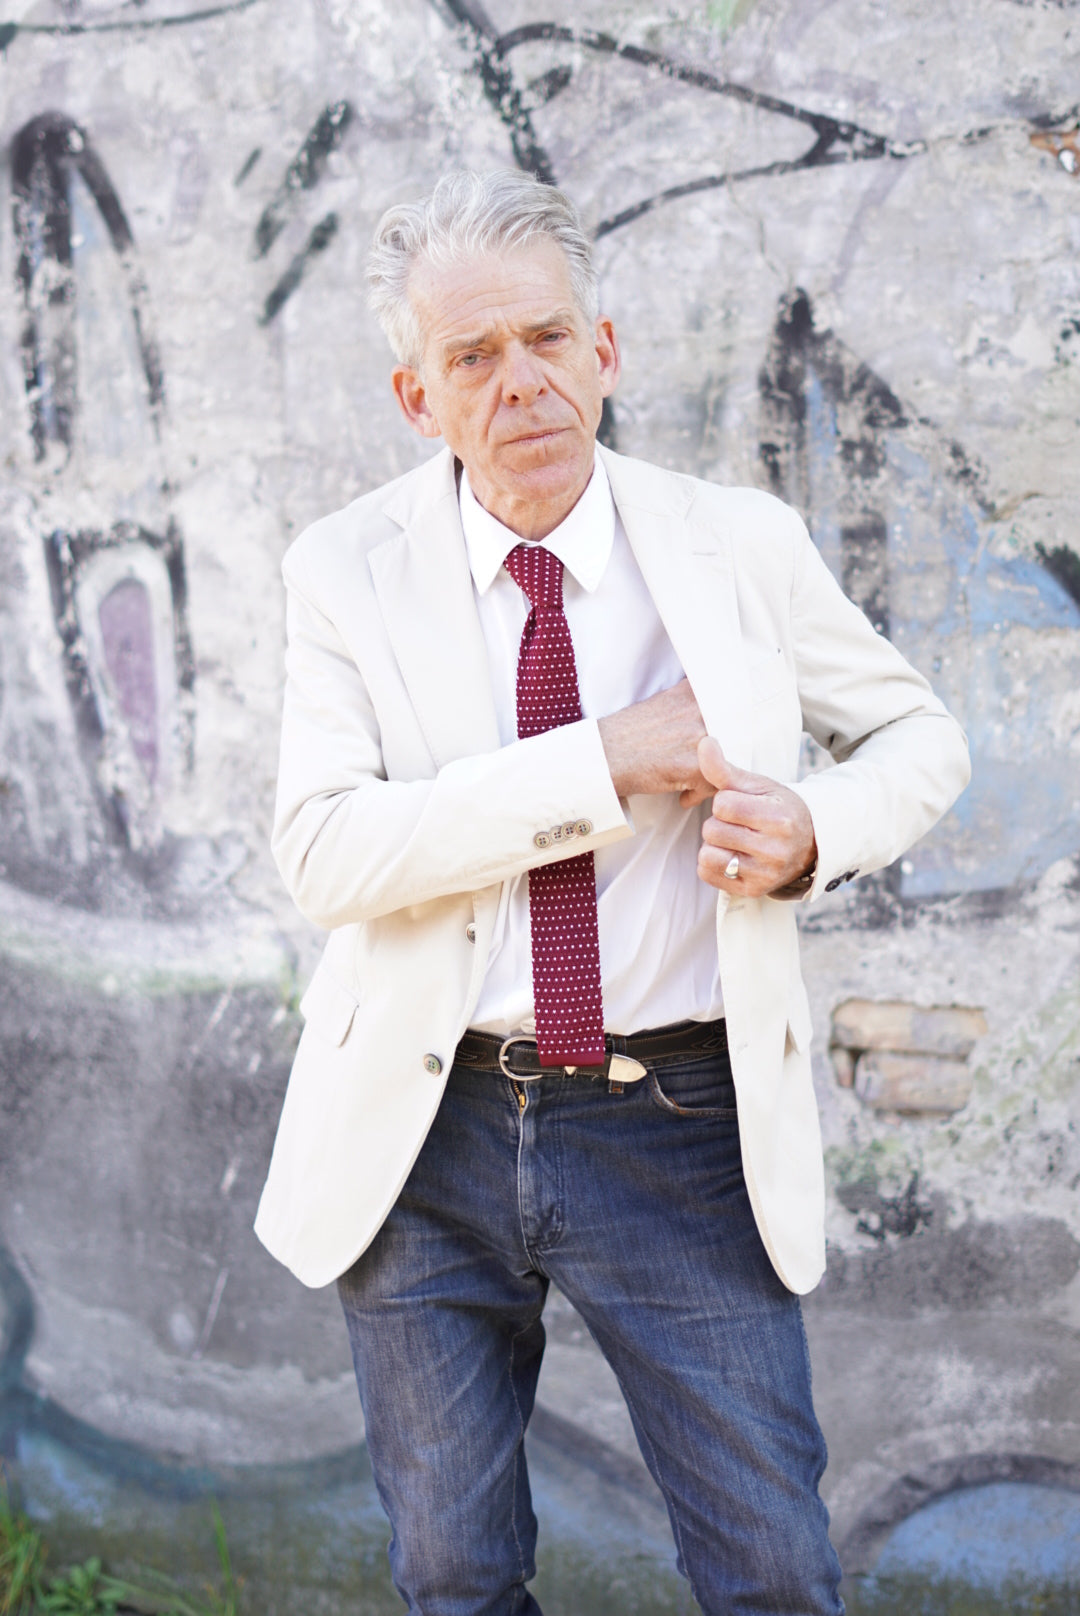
[367,169,599,370]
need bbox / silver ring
[724,854,740,880]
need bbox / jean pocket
[648,1055,738,1119]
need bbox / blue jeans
[337,1039,844,1615]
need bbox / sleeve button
[534,832,551,849]
[562,821,578,839]
[575,819,593,837]
[423,1054,443,1076]
[825,877,842,893]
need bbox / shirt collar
[459,454,616,597]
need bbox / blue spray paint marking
[792,336,1080,899]
[872,1481,1080,1587]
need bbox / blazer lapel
[369,444,752,772]
[600,446,754,770]
[369,449,500,768]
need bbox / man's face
[391,238,620,540]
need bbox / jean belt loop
[608,1031,628,1095]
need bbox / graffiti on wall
[0,0,1078,1593]
[2,1,1079,904]
[12,114,194,860]
[759,290,1080,906]
[0,0,264,52]
[252,99,352,326]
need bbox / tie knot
[504,543,563,610]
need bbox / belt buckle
[498,1037,648,1088]
[498,1034,542,1082]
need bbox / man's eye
[457,353,482,367]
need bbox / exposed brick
[853,1052,974,1115]
[831,999,988,1058]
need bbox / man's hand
[598,679,714,804]
[697,736,817,897]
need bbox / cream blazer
[255,444,970,1293]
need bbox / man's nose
[499,343,545,404]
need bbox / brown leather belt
[454,1018,728,1083]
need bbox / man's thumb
[698,734,733,789]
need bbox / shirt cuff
[570,719,633,838]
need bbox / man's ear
[595,316,621,398]
[392,366,442,439]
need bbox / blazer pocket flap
[299,965,358,1048]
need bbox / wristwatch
[770,862,817,900]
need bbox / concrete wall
[1,0,1079,1603]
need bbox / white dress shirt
[461,456,724,1037]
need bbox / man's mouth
[504,427,565,447]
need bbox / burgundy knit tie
[504,543,605,1068]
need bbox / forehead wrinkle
[439,306,580,362]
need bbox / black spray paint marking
[759,288,1079,918]
[437,0,559,182]
[492,23,921,237]
[759,286,1057,564]
[234,146,262,186]
[841,516,889,639]
[254,101,353,259]
[44,522,195,845]
[526,63,573,107]
[758,288,905,622]
[452,13,1078,241]
[252,103,353,325]
[11,114,194,849]
[0,0,262,48]
[259,212,340,326]
[757,291,918,924]
[1036,543,1080,609]
[12,113,164,457]
[836,1172,936,1243]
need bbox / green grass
[1,1485,238,1616]
[7,1473,1080,1616]
[844,1571,1080,1615]
[1,1482,44,1615]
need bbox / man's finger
[700,817,758,852]
[707,789,782,831]
[697,735,735,790]
[698,735,770,796]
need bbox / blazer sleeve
[271,574,631,930]
[785,514,972,902]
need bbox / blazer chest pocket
[749,645,789,706]
[299,963,359,1048]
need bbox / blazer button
[575,819,593,837]
[534,831,551,849]
[423,1054,443,1075]
[465,922,477,944]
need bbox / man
[255,168,969,1614]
